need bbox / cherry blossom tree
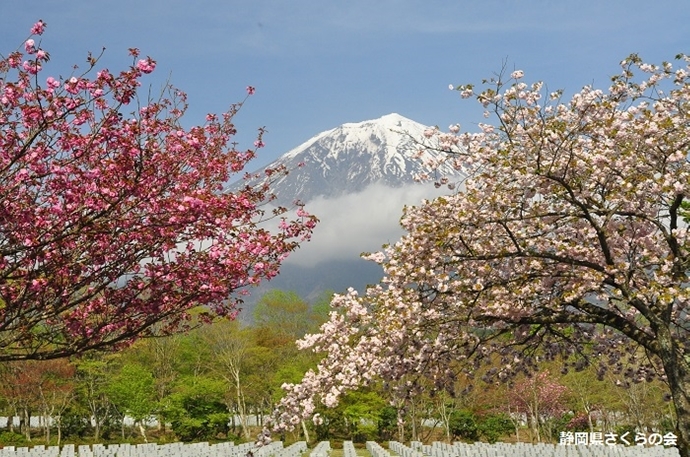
[274,54,690,456]
[0,22,316,361]
[508,371,569,443]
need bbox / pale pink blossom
[511,69,524,79]
[423,128,436,138]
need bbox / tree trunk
[436,400,451,443]
[587,408,594,434]
[515,422,520,443]
[661,359,690,457]
[138,421,148,443]
[507,407,521,443]
[410,402,417,441]
[396,409,405,442]
[22,407,31,441]
[658,328,690,457]
[231,369,250,440]
[56,417,62,447]
[44,412,50,443]
[300,420,310,444]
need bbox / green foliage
[448,409,512,443]
[169,417,206,442]
[0,431,28,446]
[253,290,312,346]
[314,389,389,442]
[565,413,590,432]
[272,363,312,404]
[59,405,93,439]
[254,289,333,344]
[341,390,387,442]
[477,414,513,443]
[107,363,156,422]
[166,375,229,441]
[680,201,690,224]
[311,289,335,323]
[377,406,398,441]
[448,410,479,441]
[73,355,120,440]
[0,286,581,444]
[615,424,637,440]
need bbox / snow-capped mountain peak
[245,113,462,205]
[283,113,418,159]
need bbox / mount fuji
[251,113,461,205]
[235,113,463,312]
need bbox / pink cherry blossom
[136,57,156,74]
[30,20,46,35]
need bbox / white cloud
[284,182,452,267]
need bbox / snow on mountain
[247,113,462,205]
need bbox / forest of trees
[0,289,676,447]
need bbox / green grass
[306,445,373,457]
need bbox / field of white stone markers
[0,440,680,457]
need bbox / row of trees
[0,289,674,446]
[0,290,329,445]
[307,359,673,445]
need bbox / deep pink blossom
[30,20,46,35]
[136,57,156,74]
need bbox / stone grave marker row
[342,441,357,457]
[366,441,390,457]
[309,442,330,457]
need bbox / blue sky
[2,0,689,171]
